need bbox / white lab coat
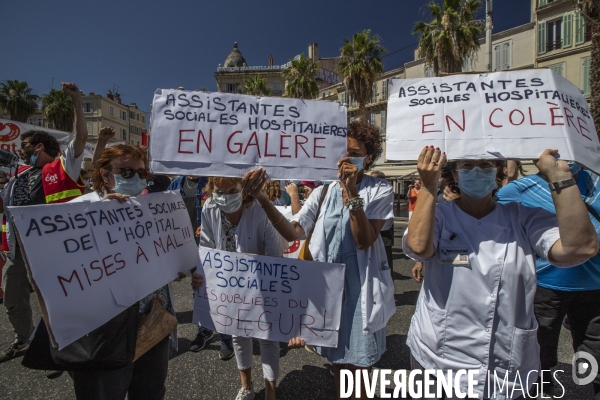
[403,201,584,399]
[292,176,395,335]
[200,198,288,257]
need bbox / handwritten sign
[0,118,95,159]
[193,247,345,347]
[7,191,197,349]
[386,70,600,173]
[149,90,347,180]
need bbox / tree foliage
[0,80,39,122]
[42,89,74,132]
[414,0,483,76]
[243,76,272,96]
[338,29,386,117]
[282,54,320,99]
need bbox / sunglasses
[112,168,149,180]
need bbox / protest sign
[149,90,347,180]
[193,247,345,347]
[8,191,197,349]
[275,205,304,258]
[386,70,600,173]
[0,119,95,160]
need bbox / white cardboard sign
[386,70,600,173]
[8,191,198,349]
[193,247,345,347]
[149,90,347,180]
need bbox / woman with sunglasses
[68,144,180,400]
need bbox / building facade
[27,91,147,147]
[533,0,592,97]
[214,42,341,96]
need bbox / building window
[538,21,547,54]
[425,65,435,77]
[86,122,93,135]
[546,19,563,52]
[109,106,115,116]
[382,79,389,100]
[130,140,134,145]
[83,102,93,113]
[582,57,591,95]
[494,41,511,71]
[371,82,378,103]
[462,57,472,72]
[122,128,127,140]
[141,115,145,123]
[28,118,35,125]
[37,118,42,126]
[368,113,376,126]
[136,113,140,121]
[121,110,127,120]
[226,83,238,93]
[548,63,564,76]
[130,111,135,119]
[341,92,347,105]
[381,110,387,136]
[137,141,140,146]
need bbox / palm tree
[414,0,483,76]
[337,29,386,118]
[282,54,320,99]
[573,0,600,138]
[42,89,74,132]
[243,76,272,96]
[0,80,39,122]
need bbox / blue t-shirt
[496,170,600,291]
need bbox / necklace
[185,178,198,190]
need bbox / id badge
[440,248,470,265]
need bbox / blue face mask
[348,156,365,172]
[113,174,147,196]
[568,161,581,175]
[28,152,38,167]
[457,167,498,199]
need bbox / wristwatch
[549,178,576,192]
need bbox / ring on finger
[431,161,438,166]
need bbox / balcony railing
[546,39,563,52]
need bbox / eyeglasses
[112,168,149,180]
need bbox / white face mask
[212,192,243,213]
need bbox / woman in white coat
[244,121,395,400]
[192,176,289,400]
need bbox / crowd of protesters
[0,82,598,400]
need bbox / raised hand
[98,127,115,143]
[61,82,81,103]
[241,168,267,199]
[337,157,359,197]
[534,149,572,182]
[417,146,446,190]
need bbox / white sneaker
[234,384,255,400]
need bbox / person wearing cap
[497,162,600,398]
[403,146,598,399]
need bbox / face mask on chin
[112,174,147,196]
[27,151,39,167]
[212,192,243,213]
[457,167,498,199]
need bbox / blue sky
[2,0,531,118]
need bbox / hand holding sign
[417,146,446,189]
[534,149,573,182]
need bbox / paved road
[0,221,595,399]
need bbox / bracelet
[272,215,285,226]
[345,196,364,211]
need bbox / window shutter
[575,12,585,44]
[494,44,502,71]
[538,21,547,54]
[502,42,510,70]
[562,13,572,47]
[582,58,591,94]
